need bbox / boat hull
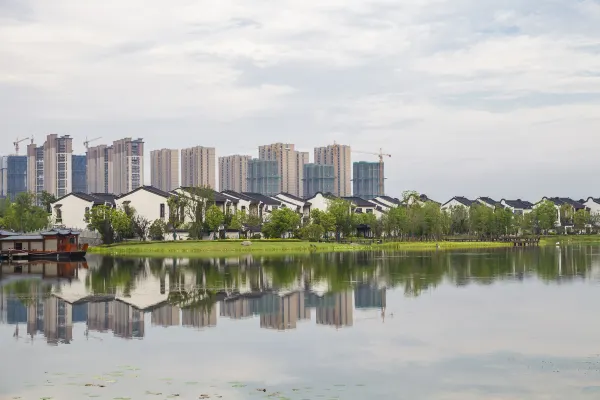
[28,251,87,261]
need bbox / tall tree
[262,207,301,238]
[180,186,215,239]
[574,209,590,231]
[1,193,49,232]
[327,198,354,239]
[205,205,225,239]
[38,191,57,214]
[534,200,558,233]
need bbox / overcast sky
[1,0,599,202]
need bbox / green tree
[319,211,336,238]
[86,205,131,243]
[149,219,166,241]
[1,193,49,232]
[38,191,56,213]
[262,207,301,238]
[327,198,354,239]
[179,186,215,239]
[559,203,575,227]
[228,212,243,231]
[205,205,225,239]
[574,209,590,231]
[132,215,151,241]
[167,195,187,230]
[450,205,469,234]
[534,200,557,233]
[301,223,324,242]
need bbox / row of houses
[49,187,600,234]
[49,186,408,232]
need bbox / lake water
[2,246,600,399]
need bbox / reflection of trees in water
[82,246,598,301]
[1,279,53,306]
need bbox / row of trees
[0,193,50,232]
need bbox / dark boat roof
[0,229,80,241]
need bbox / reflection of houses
[354,284,386,310]
[113,301,145,339]
[182,306,217,329]
[151,305,180,327]
[24,292,73,345]
[87,301,115,333]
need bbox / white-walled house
[583,197,600,217]
[173,187,237,216]
[116,186,172,224]
[305,192,336,213]
[368,198,393,212]
[274,192,311,219]
[221,190,253,215]
[441,197,475,212]
[51,193,117,230]
[242,193,282,220]
[500,199,534,215]
[342,196,382,218]
[534,197,587,227]
[475,197,499,209]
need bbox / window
[160,203,165,219]
[366,209,373,214]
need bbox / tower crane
[84,136,102,150]
[352,148,391,196]
[13,136,33,155]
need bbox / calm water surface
[2,246,600,399]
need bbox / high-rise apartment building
[86,144,113,194]
[26,134,74,198]
[27,142,44,196]
[112,138,144,195]
[303,164,335,198]
[71,155,87,193]
[150,149,179,192]
[0,155,27,200]
[181,146,216,189]
[258,143,307,197]
[247,159,280,196]
[353,161,383,199]
[219,155,251,192]
[296,151,309,198]
[314,143,351,197]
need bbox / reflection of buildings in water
[113,301,145,339]
[354,284,386,310]
[151,305,180,327]
[220,295,260,320]
[311,291,353,328]
[182,306,217,329]
[86,300,144,339]
[259,292,310,331]
[23,292,73,345]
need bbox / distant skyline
[1,1,599,201]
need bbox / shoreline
[88,239,515,258]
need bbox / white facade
[51,194,95,230]
[441,198,471,211]
[116,187,170,224]
[274,193,311,219]
[305,193,331,213]
[221,192,252,214]
[584,198,600,217]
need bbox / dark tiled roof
[53,192,117,206]
[0,230,18,237]
[502,199,534,209]
[419,194,440,205]
[41,229,80,236]
[478,197,498,206]
[586,197,600,204]
[179,187,235,203]
[342,197,375,208]
[543,197,586,210]
[368,198,391,208]
[443,196,474,207]
[242,193,282,206]
[119,185,171,199]
[0,235,43,241]
[304,192,338,201]
[277,192,306,203]
[378,195,401,205]
[222,190,256,202]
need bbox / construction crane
[84,136,102,150]
[352,148,391,196]
[13,136,33,155]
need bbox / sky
[1,0,599,202]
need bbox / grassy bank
[540,235,600,246]
[89,239,513,257]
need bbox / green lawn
[89,239,513,257]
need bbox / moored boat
[0,229,88,261]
